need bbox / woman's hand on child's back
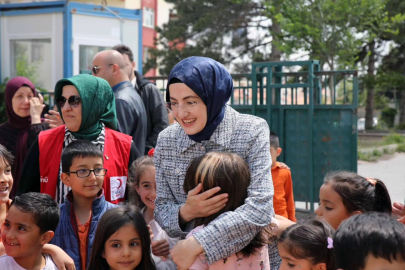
[152,239,170,257]
[179,183,228,224]
[171,236,201,270]
[393,202,405,224]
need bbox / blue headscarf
[166,56,233,142]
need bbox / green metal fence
[148,60,358,211]
[39,60,357,211]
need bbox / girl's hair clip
[366,177,377,186]
[327,237,333,249]
[148,148,155,157]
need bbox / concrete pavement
[358,153,405,205]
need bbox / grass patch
[358,148,396,161]
[397,144,405,153]
[358,139,385,149]
[372,149,382,157]
[358,150,381,161]
[383,133,405,144]
[358,152,372,161]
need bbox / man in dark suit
[113,44,169,154]
[92,50,147,154]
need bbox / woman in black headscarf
[154,57,276,269]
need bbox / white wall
[71,14,140,74]
[1,13,63,91]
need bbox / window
[10,39,52,90]
[143,7,155,28]
[79,45,111,74]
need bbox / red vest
[38,125,131,204]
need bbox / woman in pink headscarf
[0,77,48,198]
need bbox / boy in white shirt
[0,192,60,270]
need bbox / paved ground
[358,152,405,205]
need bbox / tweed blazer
[154,105,275,264]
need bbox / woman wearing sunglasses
[18,74,140,205]
[154,57,275,270]
[0,77,50,199]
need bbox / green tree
[145,0,273,75]
[268,0,404,129]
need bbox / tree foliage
[145,0,273,75]
[268,0,402,70]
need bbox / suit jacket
[134,71,169,154]
[114,81,147,154]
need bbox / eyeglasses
[55,96,81,108]
[65,168,108,178]
[166,101,201,111]
[92,64,114,75]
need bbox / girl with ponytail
[278,219,336,270]
[315,171,391,229]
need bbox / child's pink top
[186,225,270,270]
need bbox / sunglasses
[55,96,81,108]
[92,64,113,75]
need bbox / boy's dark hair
[87,205,156,270]
[324,171,391,214]
[0,144,14,167]
[61,140,103,173]
[113,44,134,63]
[184,152,266,257]
[334,212,405,270]
[278,219,336,270]
[128,156,155,208]
[10,192,60,234]
[270,131,279,149]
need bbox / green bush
[372,149,382,157]
[381,107,397,128]
[397,144,405,152]
[396,123,405,130]
[358,151,371,161]
[383,133,405,144]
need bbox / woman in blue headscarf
[154,57,275,269]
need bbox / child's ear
[135,185,140,195]
[314,262,327,270]
[60,173,71,187]
[277,147,282,157]
[351,210,362,216]
[101,251,105,259]
[40,231,55,245]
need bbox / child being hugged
[334,212,405,270]
[315,171,392,229]
[278,219,335,270]
[183,152,271,270]
[50,140,117,270]
[129,155,178,270]
[87,205,156,270]
[0,192,60,270]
